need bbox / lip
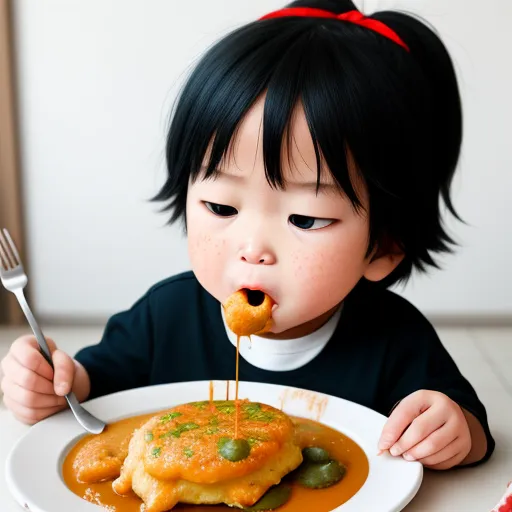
[237,284,277,305]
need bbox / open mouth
[244,289,265,307]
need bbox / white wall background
[9,0,512,320]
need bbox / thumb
[52,350,76,396]
[378,390,431,451]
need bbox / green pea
[218,438,251,462]
[244,484,291,511]
[302,446,330,463]
[296,460,346,489]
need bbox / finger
[389,406,446,456]
[416,438,461,467]
[379,390,432,450]
[1,379,67,409]
[401,422,459,461]
[12,334,57,354]
[1,394,38,425]
[10,336,57,380]
[1,354,55,394]
[2,394,65,425]
[51,350,75,396]
[420,440,467,470]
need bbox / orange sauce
[63,412,369,512]
[235,335,241,438]
[209,381,215,413]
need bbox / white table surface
[1,402,511,512]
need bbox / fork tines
[0,229,21,271]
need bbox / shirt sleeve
[379,295,495,466]
[74,292,154,400]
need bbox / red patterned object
[492,481,512,512]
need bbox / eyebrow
[201,166,339,193]
[285,181,339,193]
[201,167,243,180]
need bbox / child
[0,0,495,469]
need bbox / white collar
[221,304,343,371]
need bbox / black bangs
[155,16,378,221]
[154,1,463,287]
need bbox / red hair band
[260,7,410,52]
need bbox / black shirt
[75,271,495,464]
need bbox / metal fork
[0,228,105,434]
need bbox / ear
[363,247,405,282]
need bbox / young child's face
[186,96,394,338]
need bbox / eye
[204,201,238,217]
[289,214,335,230]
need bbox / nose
[238,241,276,265]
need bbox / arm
[74,291,154,400]
[460,407,488,465]
[376,295,495,467]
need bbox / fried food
[224,289,273,336]
[71,427,131,483]
[111,400,303,511]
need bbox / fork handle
[13,289,54,369]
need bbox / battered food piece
[71,426,131,483]
[223,289,273,336]
[112,400,303,511]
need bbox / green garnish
[216,401,236,414]
[244,484,292,511]
[144,432,154,442]
[243,403,275,422]
[295,460,346,489]
[160,412,182,424]
[244,403,261,415]
[151,447,161,458]
[161,422,200,439]
[206,416,220,434]
[191,401,208,410]
[218,437,251,462]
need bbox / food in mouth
[223,288,275,439]
[223,289,273,336]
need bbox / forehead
[219,94,335,185]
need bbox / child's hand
[0,335,76,424]
[378,390,471,469]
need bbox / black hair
[154,0,462,287]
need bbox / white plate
[5,380,422,512]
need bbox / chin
[262,314,303,337]
[274,307,336,337]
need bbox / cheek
[189,232,226,261]
[187,206,227,296]
[289,227,369,311]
